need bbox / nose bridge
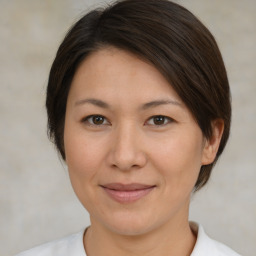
[109,121,146,170]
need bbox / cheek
[65,140,92,175]
[64,130,105,209]
[150,131,203,188]
[64,126,104,185]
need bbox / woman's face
[64,47,214,235]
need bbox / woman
[17,0,241,255]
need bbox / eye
[82,115,110,126]
[146,115,173,126]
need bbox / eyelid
[145,115,174,126]
[81,114,173,127]
[81,114,111,126]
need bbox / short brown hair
[46,0,231,191]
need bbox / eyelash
[146,115,173,126]
[81,115,173,127]
[82,115,110,126]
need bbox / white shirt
[15,223,241,256]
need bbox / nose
[107,124,147,171]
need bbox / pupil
[154,116,164,125]
[93,116,104,124]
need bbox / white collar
[16,222,240,256]
[190,222,241,256]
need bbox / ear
[201,119,224,165]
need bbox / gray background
[1,0,255,255]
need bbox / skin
[64,47,224,256]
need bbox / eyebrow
[140,99,182,110]
[74,98,182,109]
[75,98,110,108]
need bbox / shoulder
[190,222,242,256]
[15,230,86,256]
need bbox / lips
[100,183,155,203]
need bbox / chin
[109,223,154,237]
[100,211,161,237]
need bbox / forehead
[69,47,182,104]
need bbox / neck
[84,214,196,256]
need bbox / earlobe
[201,119,224,165]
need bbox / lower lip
[102,187,155,203]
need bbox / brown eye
[153,116,166,125]
[146,115,172,126]
[83,115,109,126]
[92,115,105,125]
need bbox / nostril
[106,130,147,170]
[109,151,147,171]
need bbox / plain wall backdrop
[1,0,255,255]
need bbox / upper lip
[101,183,155,191]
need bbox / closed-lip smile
[100,183,156,203]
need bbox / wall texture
[1,0,255,255]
